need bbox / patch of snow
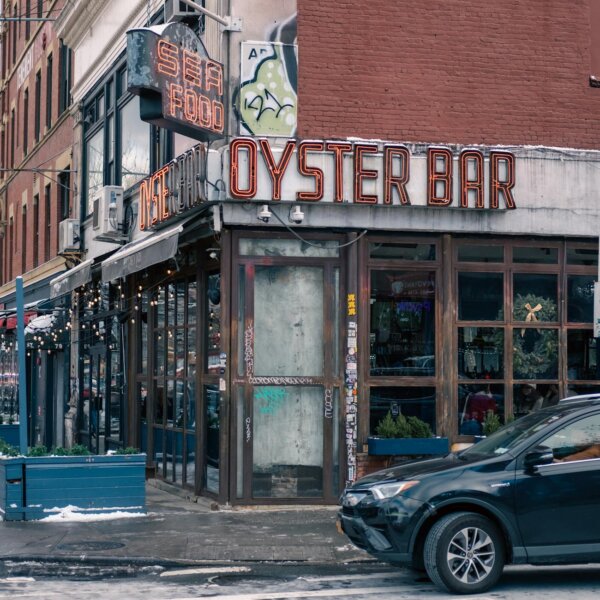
[39,506,146,522]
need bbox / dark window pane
[457,244,503,263]
[567,246,598,266]
[513,383,559,418]
[513,274,558,322]
[567,330,600,380]
[458,383,504,435]
[369,242,435,260]
[458,327,504,379]
[458,272,503,321]
[370,271,435,376]
[513,246,558,264]
[567,275,594,323]
[369,387,437,435]
[513,329,558,379]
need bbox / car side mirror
[524,445,554,471]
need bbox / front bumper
[338,492,429,565]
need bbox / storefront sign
[228,138,516,209]
[126,22,224,141]
[138,144,206,230]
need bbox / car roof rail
[559,393,600,403]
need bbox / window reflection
[369,387,437,434]
[458,273,503,320]
[458,384,504,435]
[86,128,104,214]
[120,98,150,190]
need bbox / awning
[25,312,57,335]
[101,220,184,282]
[3,311,37,330]
[50,259,93,299]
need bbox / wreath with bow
[512,293,558,378]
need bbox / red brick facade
[297,0,600,149]
[0,0,72,286]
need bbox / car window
[460,409,566,458]
[541,413,600,462]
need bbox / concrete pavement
[0,481,372,567]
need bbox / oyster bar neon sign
[229,138,517,209]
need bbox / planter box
[367,437,450,456]
[0,424,19,447]
[0,454,146,521]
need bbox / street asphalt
[0,481,372,567]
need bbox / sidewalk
[0,482,371,567]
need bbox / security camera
[289,205,304,224]
[257,204,272,222]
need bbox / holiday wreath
[511,293,558,378]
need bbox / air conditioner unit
[165,0,203,23]
[58,219,80,254]
[92,185,124,241]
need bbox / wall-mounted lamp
[257,204,272,222]
[289,205,305,224]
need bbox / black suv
[338,395,600,594]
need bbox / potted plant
[368,411,450,456]
[0,444,146,521]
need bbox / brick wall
[297,0,600,149]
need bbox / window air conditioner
[164,0,203,23]
[92,186,124,241]
[58,219,80,254]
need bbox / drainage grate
[57,541,126,552]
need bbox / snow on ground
[39,506,147,522]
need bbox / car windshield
[459,408,568,458]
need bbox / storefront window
[513,246,558,264]
[513,274,558,322]
[513,329,558,380]
[567,330,599,380]
[567,275,594,322]
[370,270,435,376]
[458,272,503,320]
[513,383,559,418]
[369,386,437,434]
[205,384,219,494]
[458,327,504,379]
[369,242,435,260]
[567,246,598,266]
[458,383,504,435]
[457,244,503,263]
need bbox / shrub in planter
[369,411,448,456]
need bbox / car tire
[424,511,505,594]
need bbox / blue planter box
[0,424,20,447]
[0,454,146,521]
[368,437,449,456]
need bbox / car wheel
[424,511,505,594]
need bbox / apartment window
[46,54,52,129]
[23,89,29,156]
[25,0,31,41]
[44,184,51,260]
[58,169,70,220]
[7,217,13,281]
[22,204,27,272]
[12,5,16,64]
[58,41,73,114]
[33,194,39,268]
[10,109,14,168]
[83,60,156,216]
[34,71,41,142]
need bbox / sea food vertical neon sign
[126,21,225,141]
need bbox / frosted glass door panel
[254,266,324,376]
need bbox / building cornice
[53,0,107,49]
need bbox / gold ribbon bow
[521,303,542,337]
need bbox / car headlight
[371,480,419,500]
